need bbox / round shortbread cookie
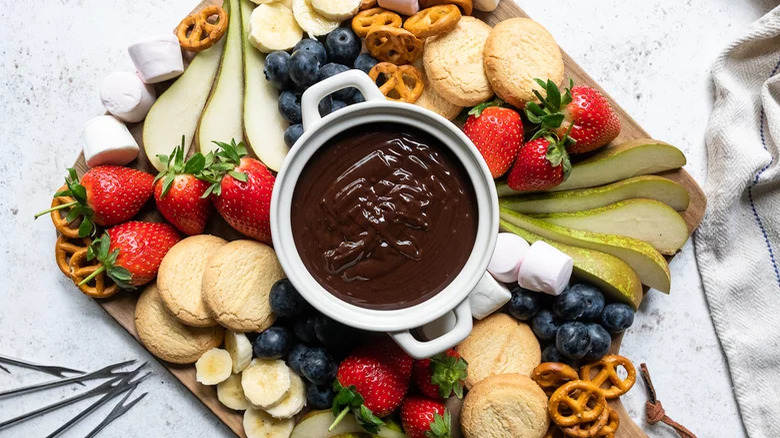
[157,235,227,327]
[413,60,463,120]
[202,240,284,332]
[456,313,541,389]
[423,16,493,107]
[461,373,549,438]
[483,18,564,108]
[134,284,224,364]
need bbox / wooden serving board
[66,0,707,436]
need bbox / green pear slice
[142,41,225,171]
[291,410,407,438]
[500,175,690,214]
[500,220,643,309]
[241,0,289,171]
[496,139,687,196]
[500,207,670,293]
[530,199,689,255]
[197,0,244,155]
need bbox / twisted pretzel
[176,5,228,52]
[352,8,403,38]
[51,186,81,239]
[359,0,378,10]
[595,407,620,437]
[549,381,607,427]
[532,362,580,396]
[55,235,91,277]
[579,355,636,399]
[369,62,424,103]
[403,5,461,38]
[365,26,423,65]
[68,249,119,299]
[561,405,611,438]
[419,0,472,15]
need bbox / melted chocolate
[291,123,478,310]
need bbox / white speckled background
[2,0,773,436]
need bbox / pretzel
[68,248,119,299]
[365,26,423,65]
[549,381,607,427]
[176,5,228,52]
[352,8,403,38]
[579,355,637,399]
[595,407,620,437]
[359,0,378,10]
[369,63,424,103]
[403,5,461,38]
[560,405,611,438]
[50,186,81,239]
[531,362,580,395]
[55,235,92,277]
[419,0,472,15]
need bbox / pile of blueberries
[253,278,364,410]
[507,283,636,365]
[263,27,380,148]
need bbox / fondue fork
[0,354,84,379]
[0,359,136,398]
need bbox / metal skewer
[0,359,137,398]
[0,363,9,373]
[0,354,84,378]
[84,388,149,438]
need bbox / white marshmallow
[419,311,456,340]
[473,0,500,12]
[487,232,531,283]
[517,241,573,296]
[377,0,419,16]
[128,34,184,84]
[469,274,512,319]
[100,72,157,123]
[82,115,139,168]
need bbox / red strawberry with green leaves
[35,166,154,237]
[506,134,572,192]
[525,78,620,154]
[462,100,523,178]
[153,137,213,235]
[400,396,452,438]
[80,221,181,288]
[412,349,468,400]
[200,140,275,243]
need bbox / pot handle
[389,296,473,360]
[301,70,386,131]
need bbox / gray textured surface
[2,0,772,436]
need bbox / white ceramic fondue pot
[270,71,498,359]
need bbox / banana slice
[244,407,295,438]
[242,359,292,409]
[224,331,253,374]
[293,0,340,37]
[195,348,233,385]
[311,0,360,21]
[249,3,304,53]
[264,370,306,419]
[218,373,252,411]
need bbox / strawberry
[462,100,523,178]
[400,396,451,438]
[331,338,413,433]
[412,349,468,400]
[36,166,154,237]
[153,137,213,235]
[525,78,620,154]
[80,221,181,289]
[200,140,275,243]
[506,134,572,192]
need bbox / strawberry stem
[329,406,350,431]
[78,265,106,286]
[34,201,78,219]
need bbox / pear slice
[530,199,689,255]
[197,0,244,155]
[500,207,671,293]
[500,220,643,309]
[142,40,225,171]
[500,175,690,214]
[291,410,407,438]
[496,139,687,196]
[241,0,289,171]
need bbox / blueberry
[253,326,294,359]
[541,344,565,363]
[293,38,327,65]
[569,283,605,321]
[347,91,365,104]
[307,383,336,410]
[301,347,338,385]
[263,51,292,90]
[284,123,304,147]
[318,95,333,116]
[294,315,318,344]
[318,63,356,101]
[278,91,302,124]
[508,286,544,321]
[600,303,635,334]
[584,324,611,361]
[353,53,379,74]
[289,49,321,88]
[554,287,587,321]
[325,27,361,66]
[270,279,309,318]
[531,309,560,342]
[556,322,592,360]
[287,343,310,375]
[314,315,356,349]
[329,100,348,113]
